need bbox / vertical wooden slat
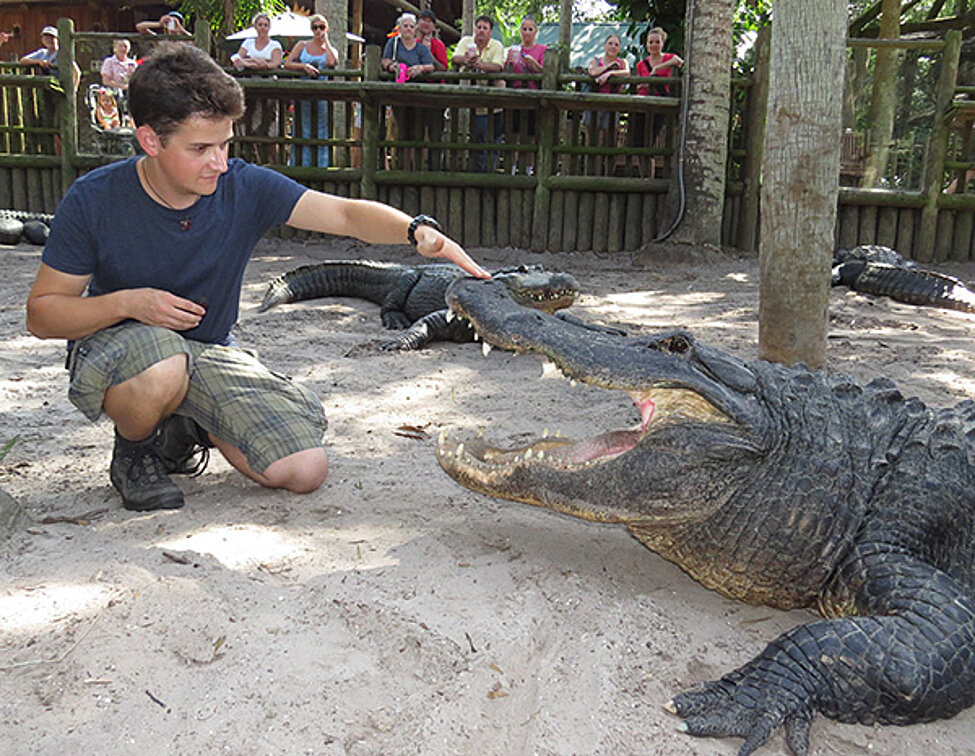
[496,188,510,248]
[12,168,27,209]
[607,193,624,252]
[896,208,916,258]
[578,191,594,251]
[592,192,609,253]
[641,192,657,244]
[482,189,495,247]
[837,203,859,249]
[858,205,878,245]
[623,192,641,250]
[448,187,463,244]
[0,168,11,208]
[563,190,579,251]
[876,206,898,248]
[463,187,479,246]
[547,190,563,251]
[934,208,954,262]
[950,210,973,261]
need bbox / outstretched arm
[286,191,490,278]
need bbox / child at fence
[25,42,489,514]
[94,87,122,131]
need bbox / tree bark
[863,0,902,186]
[758,0,847,368]
[671,0,733,246]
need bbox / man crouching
[26,43,488,512]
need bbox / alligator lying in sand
[436,276,975,756]
[832,244,975,313]
[259,261,579,350]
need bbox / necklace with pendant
[140,159,193,231]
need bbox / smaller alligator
[832,244,975,313]
[259,260,580,350]
[0,209,53,246]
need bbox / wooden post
[350,0,363,69]
[531,49,560,251]
[360,46,381,200]
[57,17,77,194]
[917,29,961,262]
[462,0,474,35]
[737,25,770,252]
[194,16,212,54]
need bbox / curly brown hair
[128,42,244,139]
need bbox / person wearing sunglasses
[283,14,338,167]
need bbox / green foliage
[178,0,286,35]
[0,436,18,464]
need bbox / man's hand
[413,226,490,279]
[124,288,207,331]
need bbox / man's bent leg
[180,342,329,492]
[214,444,328,493]
[68,324,191,511]
[103,353,189,440]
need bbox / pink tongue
[562,430,642,464]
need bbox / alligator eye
[660,334,692,354]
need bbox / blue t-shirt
[43,157,306,344]
[382,37,434,68]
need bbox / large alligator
[436,276,975,756]
[258,260,580,350]
[832,244,975,313]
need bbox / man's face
[474,21,491,45]
[41,33,57,50]
[418,16,435,36]
[153,115,232,198]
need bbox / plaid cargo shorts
[67,322,328,474]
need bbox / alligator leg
[380,270,422,329]
[380,310,475,350]
[668,549,975,755]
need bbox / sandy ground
[1,236,974,756]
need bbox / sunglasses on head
[311,24,326,30]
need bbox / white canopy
[227,10,363,42]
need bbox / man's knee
[109,352,188,405]
[262,447,328,493]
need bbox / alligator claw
[670,673,812,756]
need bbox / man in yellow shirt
[452,15,505,172]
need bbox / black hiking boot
[110,430,184,511]
[157,415,212,477]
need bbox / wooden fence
[3,20,975,260]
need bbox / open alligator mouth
[437,372,734,474]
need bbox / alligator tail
[852,264,975,314]
[258,260,406,312]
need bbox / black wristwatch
[407,214,442,247]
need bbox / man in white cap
[21,25,80,87]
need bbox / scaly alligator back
[838,260,975,313]
[258,260,453,313]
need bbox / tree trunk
[863,0,901,186]
[758,0,846,369]
[671,0,733,246]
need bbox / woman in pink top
[586,34,629,175]
[504,15,546,174]
[632,27,684,177]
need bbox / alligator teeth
[445,308,455,323]
[438,429,448,445]
[524,449,533,460]
[481,341,492,357]
[536,450,544,460]
[569,379,578,388]
[473,332,479,341]
[542,428,549,438]
[456,442,465,458]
